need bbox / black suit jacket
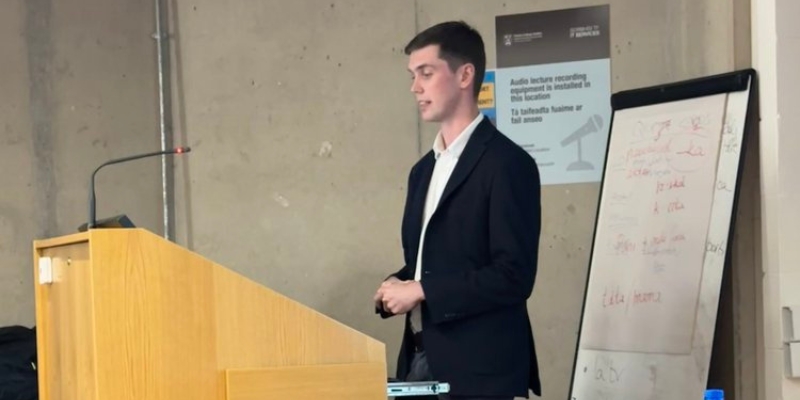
[379,116,542,398]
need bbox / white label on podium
[39,257,53,285]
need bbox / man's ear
[459,63,475,90]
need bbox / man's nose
[410,78,422,93]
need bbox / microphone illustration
[80,146,191,231]
[561,114,602,171]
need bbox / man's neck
[440,105,480,149]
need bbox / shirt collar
[432,113,484,159]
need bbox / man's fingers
[375,285,390,299]
[387,299,410,315]
[390,303,407,314]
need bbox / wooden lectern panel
[89,229,218,400]
[226,363,386,400]
[214,265,385,368]
[34,236,97,400]
[33,229,386,400]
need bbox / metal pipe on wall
[153,0,174,241]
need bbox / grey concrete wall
[168,0,419,375]
[1,0,752,398]
[1,0,37,325]
[0,0,161,326]
[47,0,163,234]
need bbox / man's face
[407,45,464,123]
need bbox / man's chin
[419,113,441,123]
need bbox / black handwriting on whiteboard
[594,355,624,384]
[716,180,733,192]
[723,135,740,153]
[706,240,726,256]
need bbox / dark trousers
[405,350,513,400]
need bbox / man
[374,21,542,400]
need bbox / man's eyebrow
[408,63,435,72]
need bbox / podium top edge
[34,231,91,250]
[34,228,153,250]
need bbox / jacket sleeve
[420,154,541,324]
[375,164,419,318]
[390,164,418,283]
[387,266,411,281]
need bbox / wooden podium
[33,228,386,400]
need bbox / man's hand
[374,277,401,311]
[376,280,425,315]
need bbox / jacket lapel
[436,118,494,209]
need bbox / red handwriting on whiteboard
[653,199,685,214]
[633,290,662,305]
[627,167,651,179]
[613,234,637,255]
[652,120,671,142]
[689,116,705,132]
[680,114,710,133]
[642,241,678,256]
[667,199,685,213]
[655,175,686,193]
[651,234,667,245]
[639,232,686,254]
[602,286,625,308]
[625,142,671,162]
[676,140,705,157]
